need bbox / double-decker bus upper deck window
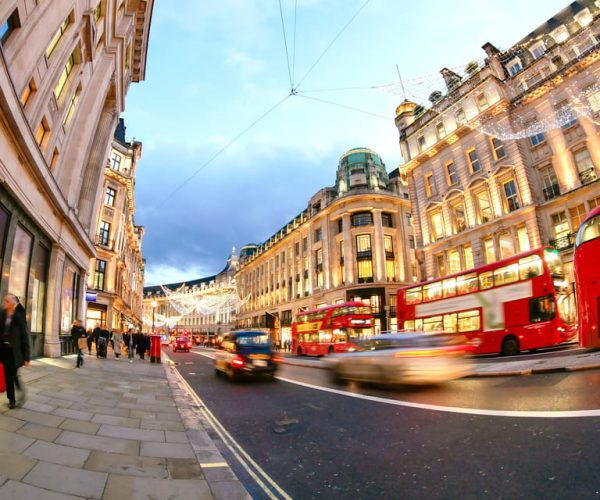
[406,287,422,304]
[519,254,543,280]
[423,282,443,302]
[457,273,478,294]
[354,306,372,315]
[544,248,564,278]
[458,310,480,332]
[443,278,456,297]
[423,315,443,332]
[479,271,494,290]
[576,214,600,247]
[494,263,519,286]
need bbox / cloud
[145,262,217,287]
[224,50,267,79]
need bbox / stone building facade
[395,0,600,285]
[0,0,152,356]
[235,148,415,347]
[87,119,144,333]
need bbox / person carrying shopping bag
[70,320,87,368]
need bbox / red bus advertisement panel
[574,206,600,348]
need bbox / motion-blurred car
[172,337,192,352]
[325,332,473,386]
[160,334,170,346]
[214,330,277,381]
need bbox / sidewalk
[0,353,250,500]
[277,346,600,377]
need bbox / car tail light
[231,355,245,367]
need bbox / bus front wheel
[501,336,520,357]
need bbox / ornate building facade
[235,148,415,347]
[87,119,144,332]
[142,249,239,341]
[396,0,600,284]
[0,0,152,356]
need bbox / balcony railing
[550,233,575,251]
[543,184,560,201]
[579,168,597,186]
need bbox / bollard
[150,334,162,363]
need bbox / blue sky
[122,0,568,286]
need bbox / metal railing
[550,233,575,251]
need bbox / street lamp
[151,300,157,334]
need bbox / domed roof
[395,99,417,117]
[336,148,389,194]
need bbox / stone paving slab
[102,475,213,500]
[23,461,107,499]
[0,429,35,453]
[0,479,83,500]
[55,430,140,455]
[24,440,90,467]
[16,422,62,442]
[84,451,168,478]
[97,424,164,442]
[0,451,37,480]
[141,441,196,459]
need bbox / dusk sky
[122,0,568,286]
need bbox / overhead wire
[292,0,298,86]
[278,0,293,90]
[295,93,391,121]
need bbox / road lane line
[170,357,292,500]
[276,376,600,418]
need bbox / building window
[0,9,20,44]
[584,85,600,113]
[464,244,474,270]
[429,210,444,242]
[589,196,600,211]
[8,225,33,301]
[475,189,493,223]
[503,180,520,212]
[35,117,50,146]
[435,254,445,278]
[63,85,81,126]
[424,173,436,197]
[448,250,461,275]
[455,108,466,124]
[446,161,458,185]
[476,93,489,110]
[384,235,394,258]
[315,248,323,288]
[466,148,480,173]
[110,152,122,171]
[54,51,75,99]
[569,204,587,233]
[557,101,577,129]
[98,220,110,246]
[356,234,372,257]
[417,135,426,153]
[93,259,106,290]
[20,78,36,106]
[499,233,515,259]
[408,235,415,249]
[356,235,372,283]
[337,219,343,233]
[352,212,373,227]
[539,164,560,201]
[436,122,446,139]
[490,137,506,160]
[530,131,545,146]
[46,13,71,58]
[483,237,495,264]
[104,187,116,206]
[406,213,412,227]
[517,225,530,252]
[450,201,466,233]
[508,60,522,76]
[314,227,322,242]
[530,43,545,59]
[381,212,393,228]
[552,212,569,239]
[294,242,300,256]
[574,148,597,185]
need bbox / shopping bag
[0,363,5,393]
[77,337,88,350]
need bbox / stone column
[372,209,385,281]
[343,214,353,284]
[44,244,66,358]
[77,105,118,233]
[578,117,600,174]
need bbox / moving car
[325,332,473,386]
[172,337,192,352]
[160,334,170,346]
[214,330,277,381]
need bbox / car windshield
[236,334,270,346]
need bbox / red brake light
[232,355,245,368]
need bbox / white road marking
[192,349,600,418]
[276,376,600,418]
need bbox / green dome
[336,148,389,194]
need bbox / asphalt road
[170,348,600,499]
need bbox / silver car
[325,332,474,386]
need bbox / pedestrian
[128,328,135,363]
[0,294,31,409]
[92,324,102,356]
[86,328,93,354]
[113,329,123,359]
[135,331,145,360]
[70,319,86,368]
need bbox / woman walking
[113,330,123,359]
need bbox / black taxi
[214,330,278,381]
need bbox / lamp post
[151,300,157,334]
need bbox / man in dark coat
[0,294,31,409]
[70,320,86,368]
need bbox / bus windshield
[576,214,600,247]
[544,248,564,278]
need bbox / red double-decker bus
[396,247,577,356]
[291,302,374,356]
[574,206,600,348]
